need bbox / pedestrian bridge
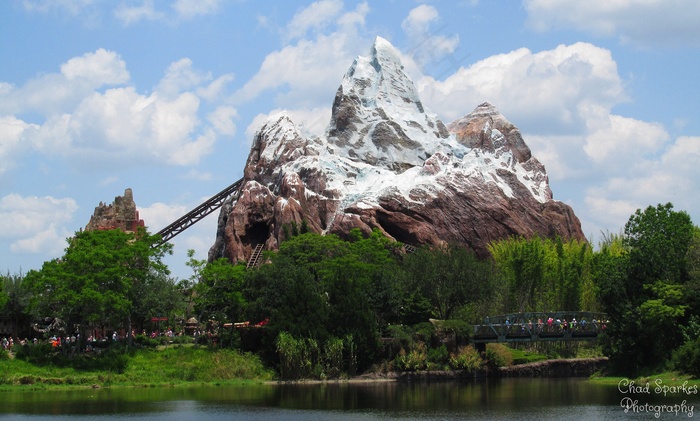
[471,311,607,349]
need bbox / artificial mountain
[209,36,585,264]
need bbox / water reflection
[1,378,697,420]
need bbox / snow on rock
[209,37,586,264]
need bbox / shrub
[413,322,436,344]
[671,337,700,378]
[485,343,513,370]
[449,345,483,372]
[393,342,428,371]
[440,319,471,345]
[427,344,449,367]
[133,334,159,348]
[14,342,56,365]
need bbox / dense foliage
[2,202,699,380]
[595,203,697,376]
[21,228,182,349]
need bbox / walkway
[471,311,607,348]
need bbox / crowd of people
[496,316,609,334]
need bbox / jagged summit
[326,36,450,173]
[209,38,585,264]
[85,188,145,233]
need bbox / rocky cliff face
[209,37,586,263]
[85,188,145,233]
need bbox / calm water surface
[1,378,697,420]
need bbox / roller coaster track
[155,177,244,246]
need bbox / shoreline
[273,357,609,384]
[6,356,699,391]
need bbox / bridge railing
[471,311,608,344]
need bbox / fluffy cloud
[61,48,130,85]
[401,4,459,71]
[285,0,345,41]
[0,49,129,116]
[0,50,233,174]
[235,2,370,108]
[410,36,699,243]
[0,116,35,175]
[0,194,77,255]
[417,42,626,134]
[113,0,163,25]
[208,106,238,136]
[172,0,222,19]
[584,114,669,167]
[525,0,700,47]
[139,202,188,232]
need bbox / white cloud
[172,0,222,20]
[584,114,669,166]
[208,106,238,136]
[662,136,700,174]
[0,49,129,116]
[1,52,232,174]
[139,202,188,232]
[0,116,36,175]
[61,49,130,84]
[114,0,163,25]
[401,4,459,70]
[286,0,344,41]
[197,73,235,102]
[156,58,209,100]
[237,2,369,107]
[0,194,77,255]
[525,0,700,48]
[417,42,626,134]
[11,224,69,255]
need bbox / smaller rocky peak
[244,113,323,183]
[85,188,145,233]
[448,103,532,164]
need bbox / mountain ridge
[209,36,585,263]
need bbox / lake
[0,378,697,420]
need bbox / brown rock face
[85,188,145,233]
[208,38,586,264]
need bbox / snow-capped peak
[325,36,450,173]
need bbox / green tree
[595,203,695,375]
[244,230,400,372]
[401,244,493,320]
[489,236,595,313]
[129,269,185,334]
[0,271,33,339]
[681,227,700,316]
[194,258,246,325]
[24,227,172,351]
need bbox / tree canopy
[24,227,174,347]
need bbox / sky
[2,0,700,281]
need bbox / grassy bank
[0,345,274,390]
[589,371,700,387]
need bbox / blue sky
[2,0,699,281]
